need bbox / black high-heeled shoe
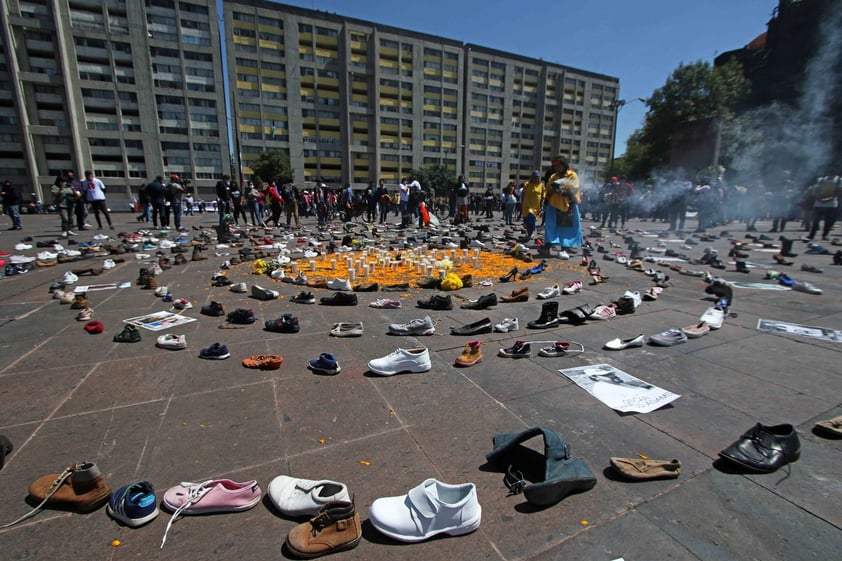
[498,267,517,283]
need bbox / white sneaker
[369,479,481,542]
[562,280,583,295]
[537,285,560,299]
[230,282,248,293]
[557,250,570,260]
[15,243,32,251]
[792,281,822,295]
[267,476,351,517]
[387,316,435,336]
[494,317,519,332]
[156,334,187,350]
[172,298,192,310]
[102,258,116,270]
[368,347,431,376]
[369,298,401,309]
[622,290,642,308]
[62,271,78,284]
[303,249,319,258]
[326,278,352,291]
[154,286,169,297]
[470,239,486,249]
[38,251,58,260]
[76,307,93,321]
[251,285,279,300]
[270,268,286,279]
[700,306,725,329]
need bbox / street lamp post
[608,97,646,179]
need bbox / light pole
[608,97,646,179]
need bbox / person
[51,180,78,236]
[136,181,151,223]
[81,170,114,230]
[281,181,300,228]
[166,174,185,230]
[266,179,284,226]
[63,171,90,230]
[230,182,244,225]
[807,175,841,241]
[483,186,495,219]
[544,155,583,250]
[375,179,390,224]
[215,174,232,226]
[667,180,691,232]
[503,181,517,226]
[184,192,194,216]
[363,181,377,223]
[521,170,545,239]
[145,175,167,228]
[398,177,410,219]
[1,179,22,230]
[454,175,470,224]
[246,182,262,226]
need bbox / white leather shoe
[267,476,351,517]
[604,334,645,350]
[536,285,560,299]
[494,317,519,333]
[369,479,481,542]
[368,347,431,376]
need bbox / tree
[249,150,292,185]
[408,163,456,200]
[623,60,749,178]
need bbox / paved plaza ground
[0,210,840,560]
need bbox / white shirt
[82,177,106,201]
[399,182,409,202]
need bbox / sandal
[242,354,284,370]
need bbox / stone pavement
[0,211,840,561]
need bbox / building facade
[0,0,229,204]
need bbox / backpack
[816,177,839,201]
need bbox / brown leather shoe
[307,279,329,289]
[610,457,681,480]
[286,500,361,558]
[28,461,112,513]
[501,287,529,302]
[70,294,88,309]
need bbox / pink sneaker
[562,280,583,295]
[161,479,261,547]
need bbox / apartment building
[225,0,619,190]
[0,0,229,204]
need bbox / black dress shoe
[460,293,497,310]
[417,294,453,310]
[718,423,800,473]
[450,317,492,335]
[320,292,358,306]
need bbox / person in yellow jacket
[544,155,583,249]
[520,170,545,239]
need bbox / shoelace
[0,466,74,529]
[160,481,212,548]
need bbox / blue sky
[274,0,776,156]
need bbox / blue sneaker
[778,274,795,287]
[308,353,341,375]
[162,293,174,303]
[200,342,230,360]
[107,481,159,527]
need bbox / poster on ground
[757,318,842,343]
[559,364,680,413]
[123,311,196,331]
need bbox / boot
[285,500,362,559]
[779,237,797,257]
[28,461,112,513]
[527,301,559,329]
[628,244,642,261]
[833,250,842,266]
[735,260,750,274]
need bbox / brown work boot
[70,293,88,309]
[285,500,362,558]
[28,461,112,513]
[143,275,158,290]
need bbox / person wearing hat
[544,155,583,250]
[81,170,114,230]
[165,174,185,230]
[521,170,545,239]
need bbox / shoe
[700,306,725,329]
[230,282,248,293]
[498,340,531,358]
[107,481,160,527]
[285,500,362,558]
[291,291,316,304]
[527,301,559,329]
[307,352,341,375]
[28,461,112,514]
[800,264,824,274]
[773,253,793,265]
[326,278,352,291]
[113,325,141,343]
[588,304,616,320]
[226,308,256,324]
[388,316,435,336]
[368,347,431,376]
[62,271,78,284]
[381,282,410,291]
[70,293,88,310]
[718,423,800,473]
[369,298,401,309]
[494,317,519,332]
[603,334,645,350]
[251,285,279,301]
[172,298,192,310]
[461,293,498,309]
[156,334,187,350]
[610,458,681,480]
[536,285,560,299]
[622,290,642,309]
[792,280,823,295]
[369,479,481,543]
[293,272,308,285]
[417,294,452,310]
[814,415,842,438]
[561,280,583,295]
[75,307,94,321]
[450,317,492,336]
[199,343,230,359]
[352,282,379,292]
[537,341,584,357]
[329,322,363,337]
[60,291,75,304]
[681,321,710,338]
[454,340,482,366]
[262,314,299,333]
[161,479,261,546]
[242,354,284,370]
[648,328,688,346]
[498,267,518,282]
[268,476,351,517]
[500,287,529,303]
[778,273,795,287]
[320,292,358,306]
[643,286,664,301]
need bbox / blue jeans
[5,204,21,229]
[218,199,231,225]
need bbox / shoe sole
[387,328,435,336]
[307,363,341,375]
[106,504,160,527]
[370,513,481,543]
[454,357,482,367]
[200,353,231,359]
[367,363,431,376]
[285,533,362,559]
[162,496,261,514]
[498,351,530,358]
[292,299,315,304]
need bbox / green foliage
[623,59,749,178]
[250,150,292,185]
[409,163,456,199]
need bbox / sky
[273,0,778,156]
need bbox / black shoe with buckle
[718,423,801,473]
[417,294,453,310]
